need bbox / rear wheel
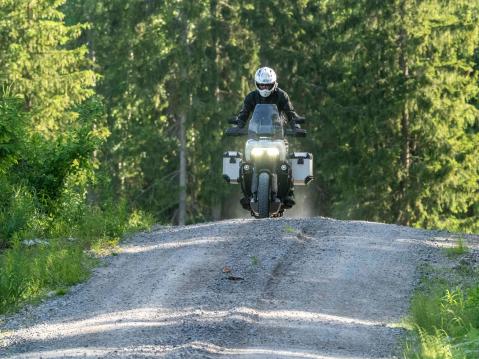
[258,172,270,218]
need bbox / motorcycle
[223,104,313,218]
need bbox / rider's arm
[236,92,256,128]
[280,91,301,125]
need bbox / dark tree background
[1,0,478,233]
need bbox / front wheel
[258,172,270,218]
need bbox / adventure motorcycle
[223,104,313,218]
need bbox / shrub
[0,198,153,313]
[0,239,94,313]
[0,93,26,175]
[445,239,468,258]
[0,183,43,249]
[406,285,479,358]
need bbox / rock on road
[0,217,441,358]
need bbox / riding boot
[240,197,251,210]
[283,190,296,208]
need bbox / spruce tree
[397,0,479,231]
[0,0,95,134]
[65,0,257,223]
[302,0,479,232]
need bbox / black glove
[290,122,301,130]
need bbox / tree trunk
[178,112,187,225]
[397,0,411,225]
[211,0,222,220]
[177,7,191,226]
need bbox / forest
[1,0,478,233]
[0,1,478,357]
[0,0,478,342]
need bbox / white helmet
[254,67,278,97]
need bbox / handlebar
[294,116,306,124]
[285,128,307,137]
[225,127,306,137]
[225,127,248,136]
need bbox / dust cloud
[284,185,319,218]
[222,185,319,220]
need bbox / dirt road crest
[1,218,436,358]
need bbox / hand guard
[290,122,301,130]
[237,119,246,128]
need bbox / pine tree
[302,0,479,232]
[0,0,95,134]
[65,0,257,223]
[61,0,479,231]
[397,0,479,231]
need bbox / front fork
[247,166,282,216]
[251,169,278,201]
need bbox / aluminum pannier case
[222,151,242,184]
[289,152,314,186]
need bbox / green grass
[0,185,40,250]
[284,225,296,234]
[250,255,260,266]
[0,201,154,314]
[0,239,95,313]
[55,288,69,296]
[445,239,468,258]
[403,257,479,358]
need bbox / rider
[236,67,302,130]
[236,66,303,209]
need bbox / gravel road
[0,217,443,358]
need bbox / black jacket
[236,88,299,128]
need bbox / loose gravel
[0,217,452,358]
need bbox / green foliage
[61,0,478,231]
[0,199,153,313]
[0,96,108,245]
[405,267,479,358]
[64,0,258,223]
[0,239,94,313]
[13,96,106,198]
[410,292,444,335]
[284,225,296,234]
[0,0,155,314]
[0,183,40,249]
[0,0,96,133]
[305,0,479,232]
[65,200,153,245]
[445,240,469,258]
[410,327,454,359]
[0,2,107,246]
[0,91,26,174]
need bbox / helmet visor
[256,82,274,90]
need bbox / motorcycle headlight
[251,146,280,158]
[251,147,265,157]
[266,147,279,157]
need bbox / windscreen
[248,104,284,138]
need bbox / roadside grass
[284,224,296,234]
[0,239,95,312]
[445,239,469,258]
[403,240,479,359]
[0,202,154,314]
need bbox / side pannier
[289,152,314,186]
[222,151,242,184]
